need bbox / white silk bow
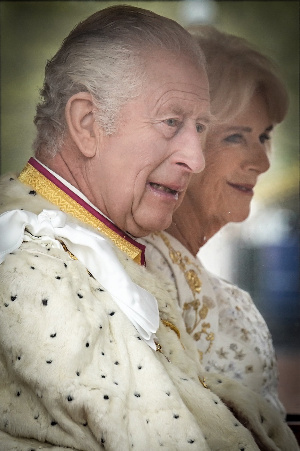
[0,209,159,350]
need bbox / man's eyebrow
[159,104,212,123]
[198,114,211,124]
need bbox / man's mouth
[149,182,179,200]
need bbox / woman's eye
[224,134,243,143]
[259,133,270,144]
[164,118,178,127]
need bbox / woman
[143,26,289,417]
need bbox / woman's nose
[242,142,271,174]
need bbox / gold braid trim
[18,163,143,264]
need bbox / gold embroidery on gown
[155,232,215,360]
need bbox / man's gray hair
[33,5,205,157]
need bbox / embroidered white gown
[143,231,286,417]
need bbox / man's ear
[65,92,100,158]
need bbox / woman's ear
[65,92,100,158]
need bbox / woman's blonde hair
[188,25,289,124]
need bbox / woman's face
[187,93,272,227]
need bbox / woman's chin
[226,208,250,224]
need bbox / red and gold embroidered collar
[18,158,146,265]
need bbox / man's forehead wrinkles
[156,86,209,101]
[157,81,207,90]
[154,88,209,106]
[157,93,210,109]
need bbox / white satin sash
[0,209,159,350]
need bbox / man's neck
[19,157,146,265]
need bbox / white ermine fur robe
[0,173,298,451]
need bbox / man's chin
[129,218,172,238]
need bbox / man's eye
[196,123,205,133]
[164,118,178,127]
[224,134,243,143]
[259,133,270,144]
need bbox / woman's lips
[227,182,254,195]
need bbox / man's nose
[174,126,206,174]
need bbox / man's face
[87,51,210,237]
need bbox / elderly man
[0,6,297,451]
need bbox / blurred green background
[1,1,299,216]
